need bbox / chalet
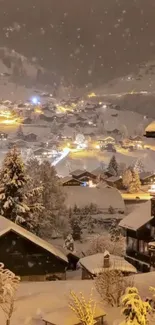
[8,140,28,149]
[91,167,107,181]
[106,176,123,189]
[34,148,52,158]
[119,199,155,272]
[79,252,137,280]
[64,186,125,213]
[139,172,155,185]
[129,136,143,149]
[0,216,68,281]
[12,139,28,148]
[98,136,115,145]
[0,132,8,140]
[69,169,96,182]
[145,121,155,138]
[105,143,116,152]
[130,135,143,142]
[61,176,82,187]
[24,133,37,142]
[43,305,106,325]
[107,128,121,136]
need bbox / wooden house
[70,169,96,182]
[98,136,115,146]
[24,133,37,142]
[61,176,82,186]
[139,172,155,185]
[43,305,106,325]
[79,252,137,280]
[91,167,107,182]
[106,176,123,189]
[119,199,155,272]
[0,216,68,281]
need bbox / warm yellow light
[3,119,17,124]
[35,106,43,114]
[0,111,12,118]
[57,105,66,112]
[88,92,96,98]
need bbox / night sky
[0,0,155,87]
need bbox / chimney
[103,250,110,268]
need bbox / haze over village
[1,1,155,325]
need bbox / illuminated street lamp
[31,96,40,105]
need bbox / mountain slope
[0,0,155,87]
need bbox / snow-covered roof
[107,176,122,183]
[139,171,155,180]
[60,176,82,184]
[91,167,107,178]
[119,200,153,231]
[0,216,68,263]
[69,169,85,177]
[127,271,155,298]
[145,121,155,132]
[64,187,125,211]
[79,253,137,275]
[43,305,105,325]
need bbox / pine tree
[132,159,145,174]
[0,147,42,231]
[26,159,68,237]
[108,155,118,176]
[70,217,82,241]
[16,125,24,139]
[121,287,151,325]
[122,168,133,189]
[128,170,141,193]
[0,146,29,224]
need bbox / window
[139,240,144,253]
[139,240,148,254]
[127,237,137,250]
[151,227,155,238]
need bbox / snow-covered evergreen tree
[122,168,133,189]
[26,159,68,237]
[0,146,29,224]
[132,159,145,174]
[128,170,141,193]
[0,147,42,232]
[16,125,24,139]
[121,287,151,325]
[64,234,75,252]
[108,155,118,176]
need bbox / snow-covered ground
[56,148,155,177]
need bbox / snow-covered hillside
[94,61,155,95]
[0,47,45,79]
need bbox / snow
[145,120,155,132]
[63,186,125,212]
[0,275,154,325]
[55,149,155,177]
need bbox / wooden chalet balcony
[126,248,150,265]
[148,242,155,266]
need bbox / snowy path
[51,148,70,167]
